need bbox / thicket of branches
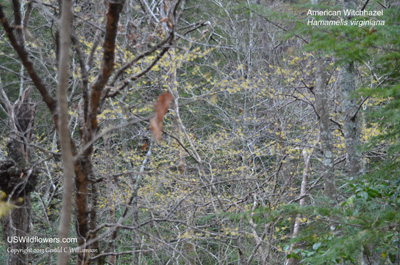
[0,0,399,264]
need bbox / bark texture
[315,58,336,201]
[56,0,75,264]
[340,62,363,178]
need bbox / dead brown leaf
[150,92,173,141]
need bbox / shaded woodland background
[0,0,399,264]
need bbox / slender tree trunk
[104,136,116,265]
[341,54,368,265]
[285,141,317,265]
[315,58,336,201]
[340,62,363,178]
[56,0,75,264]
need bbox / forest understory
[0,0,399,264]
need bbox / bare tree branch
[88,1,125,132]
[0,4,57,116]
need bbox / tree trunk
[340,62,362,178]
[315,58,336,201]
[56,0,75,264]
[1,197,32,265]
[341,1,366,263]
[1,88,37,265]
[74,2,125,263]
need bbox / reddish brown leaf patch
[150,92,173,141]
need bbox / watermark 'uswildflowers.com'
[7,236,77,244]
